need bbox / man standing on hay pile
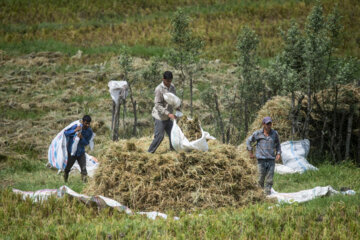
[63,115,93,183]
[246,116,281,195]
[148,71,178,153]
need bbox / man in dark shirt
[246,116,281,195]
[63,115,93,183]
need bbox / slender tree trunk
[335,112,346,161]
[226,93,237,144]
[112,101,121,141]
[294,95,305,134]
[128,84,137,136]
[357,120,360,164]
[180,68,186,103]
[290,91,296,140]
[190,72,193,118]
[214,93,225,143]
[345,106,354,160]
[244,100,249,136]
[330,86,338,161]
[111,101,115,131]
[302,85,312,139]
[132,100,137,136]
[123,99,126,130]
[320,116,328,154]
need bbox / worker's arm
[64,124,81,137]
[154,88,170,117]
[275,131,282,162]
[246,132,257,159]
[78,130,92,146]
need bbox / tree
[236,26,263,136]
[167,8,203,117]
[279,21,306,138]
[118,47,138,136]
[302,3,329,139]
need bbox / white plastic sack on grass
[164,92,181,109]
[71,153,99,177]
[48,120,80,171]
[13,186,179,220]
[275,164,302,174]
[278,139,318,174]
[268,186,356,204]
[171,119,215,152]
[108,80,128,106]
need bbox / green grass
[0,171,359,239]
[0,107,46,120]
[0,40,167,59]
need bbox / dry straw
[177,115,202,141]
[84,137,264,212]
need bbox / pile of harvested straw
[177,116,202,141]
[84,137,263,212]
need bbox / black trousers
[64,152,87,176]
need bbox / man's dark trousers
[148,118,174,153]
[64,152,87,176]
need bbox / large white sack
[280,139,318,173]
[164,92,181,109]
[108,80,128,106]
[171,119,215,152]
[48,120,95,172]
[268,186,356,204]
[48,120,80,171]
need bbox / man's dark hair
[82,115,92,122]
[163,71,173,80]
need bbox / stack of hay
[177,115,202,141]
[83,137,264,212]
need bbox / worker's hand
[168,113,176,120]
[275,153,281,163]
[77,131,83,139]
[75,125,82,132]
[249,151,255,159]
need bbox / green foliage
[118,47,133,79]
[236,26,264,134]
[1,162,359,239]
[141,56,161,89]
[304,2,329,93]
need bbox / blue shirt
[246,128,281,160]
[64,124,93,157]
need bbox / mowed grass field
[1,0,360,239]
[0,0,359,61]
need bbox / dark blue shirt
[246,128,281,160]
[64,124,93,157]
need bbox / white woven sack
[163,92,181,109]
[108,80,129,106]
[280,139,318,173]
[171,119,215,152]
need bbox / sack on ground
[277,139,318,174]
